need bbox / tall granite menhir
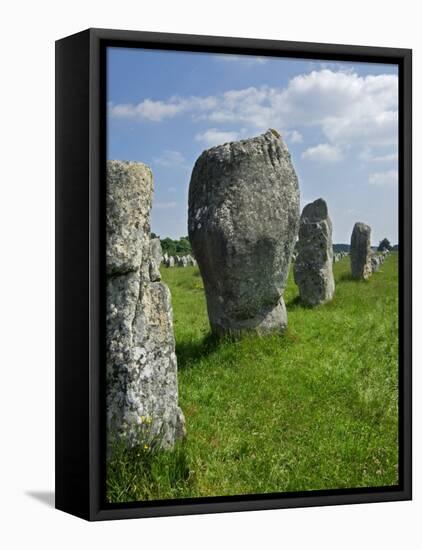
[106,160,185,451]
[350,222,372,280]
[294,198,335,306]
[188,129,300,336]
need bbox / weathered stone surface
[106,162,153,276]
[188,129,300,336]
[186,254,197,267]
[294,198,335,306]
[371,254,381,272]
[350,222,372,280]
[149,238,162,282]
[150,238,163,265]
[149,258,161,282]
[106,160,185,451]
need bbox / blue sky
[107,47,399,245]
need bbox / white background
[0,1,419,548]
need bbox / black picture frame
[55,27,412,521]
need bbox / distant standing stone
[188,129,300,336]
[350,222,372,280]
[149,238,162,282]
[294,198,335,306]
[150,238,163,265]
[371,254,381,272]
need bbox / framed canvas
[55,28,412,521]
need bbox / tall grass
[107,253,398,502]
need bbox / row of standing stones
[106,130,390,451]
[155,245,198,269]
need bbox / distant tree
[333,244,350,253]
[176,238,191,255]
[392,244,399,252]
[160,237,176,256]
[378,238,392,252]
[160,236,192,256]
[151,232,159,239]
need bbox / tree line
[151,233,192,257]
[152,233,398,257]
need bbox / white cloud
[371,152,398,162]
[195,128,240,147]
[215,54,268,66]
[109,69,398,154]
[109,99,185,121]
[301,143,343,163]
[359,148,398,162]
[154,201,177,209]
[153,150,186,167]
[285,130,303,143]
[368,170,398,186]
[109,95,217,122]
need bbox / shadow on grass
[176,332,222,370]
[338,272,356,283]
[337,272,371,284]
[285,295,315,310]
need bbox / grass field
[107,253,399,503]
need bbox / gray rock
[150,237,163,265]
[149,238,162,282]
[106,160,185,451]
[106,162,153,276]
[167,256,175,267]
[350,222,372,280]
[149,258,161,282]
[186,255,197,267]
[371,254,381,272]
[188,129,300,336]
[294,198,335,306]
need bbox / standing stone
[167,256,175,267]
[149,238,162,282]
[150,237,163,266]
[186,254,196,267]
[106,160,185,451]
[371,254,381,272]
[350,222,372,280]
[188,129,300,336]
[294,198,335,306]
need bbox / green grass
[107,253,399,502]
